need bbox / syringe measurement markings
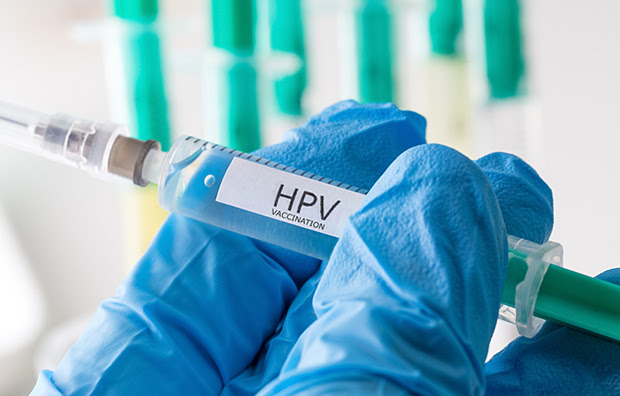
[192,139,367,194]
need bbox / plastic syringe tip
[0,100,133,180]
[0,101,50,155]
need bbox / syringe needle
[0,114,29,128]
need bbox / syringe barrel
[2,110,614,342]
[156,135,578,341]
[157,136,367,260]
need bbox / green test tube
[268,0,306,116]
[112,0,171,150]
[503,238,620,343]
[113,0,157,22]
[429,0,463,56]
[425,0,471,153]
[210,0,261,152]
[355,0,394,103]
[484,0,524,99]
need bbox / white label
[216,158,366,237]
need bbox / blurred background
[1,0,619,393]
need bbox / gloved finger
[221,267,325,396]
[32,101,426,396]
[484,268,620,395]
[260,144,508,395]
[475,153,554,244]
[225,150,557,395]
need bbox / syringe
[1,100,618,342]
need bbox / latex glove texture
[31,101,427,395]
[257,145,556,395]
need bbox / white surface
[526,0,620,277]
[0,205,45,393]
[0,1,126,393]
[0,205,43,357]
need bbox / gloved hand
[253,144,554,395]
[32,100,427,395]
[31,100,612,396]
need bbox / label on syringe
[216,158,366,237]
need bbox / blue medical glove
[485,268,620,395]
[31,101,427,395]
[256,146,555,395]
[218,150,555,395]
